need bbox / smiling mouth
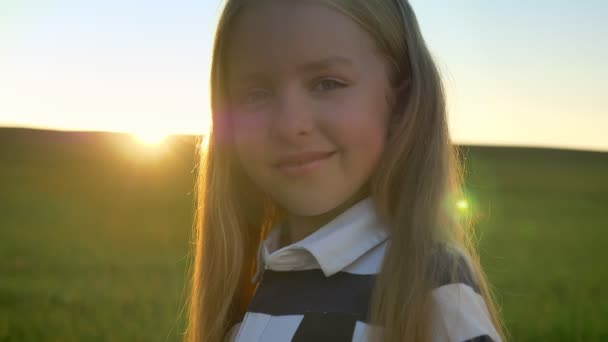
[275,151,336,176]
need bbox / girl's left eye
[314,79,346,92]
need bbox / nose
[272,87,314,143]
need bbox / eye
[314,79,346,92]
[240,88,271,105]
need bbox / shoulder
[429,243,502,342]
[430,243,479,292]
[224,322,241,342]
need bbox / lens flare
[456,199,469,211]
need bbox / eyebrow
[232,56,354,83]
[295,56,354,73]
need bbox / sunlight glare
[133,130,168,145]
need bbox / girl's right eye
[240,89,271,106]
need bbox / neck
[283,191,368,245]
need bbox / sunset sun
[132,130,169,145]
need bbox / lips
[275,151,335,176]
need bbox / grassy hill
[1,128,606,341]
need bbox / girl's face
[227,0,393,216]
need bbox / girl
[187,0,505,341]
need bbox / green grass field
[1,128,606,341]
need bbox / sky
[0,0,606,151]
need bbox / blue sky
[0,0,606,151]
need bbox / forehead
[226,0,381,78]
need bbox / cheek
[344,118,386,165]
[327,95,389,169]
[330,97,388,149]
[232,114,270,161]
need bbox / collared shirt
[225,198,501,342]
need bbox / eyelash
[313,78,347,92]
[238,78,347,105]
[241,89,269,105]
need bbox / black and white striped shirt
[226,198,501,341]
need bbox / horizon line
[1,125,606,154]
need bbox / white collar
[252,197,389,283]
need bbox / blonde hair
[185,0,505,341]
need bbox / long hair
[185,0,505,341]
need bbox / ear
[385,78,412,139]
[391,78,412,116]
